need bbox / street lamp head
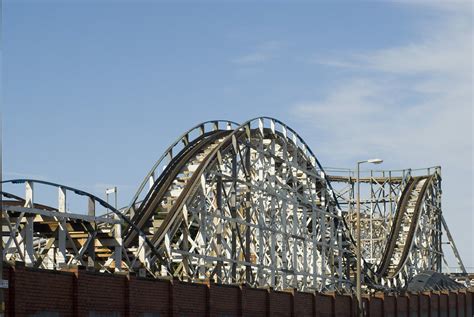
[367,158,383,164]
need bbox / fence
[4,262,473,316]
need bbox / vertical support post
[25,181,34,208]
[269,155,277,288]
[106,187,122,272]
[389,171,393,223]
[349,171,355,238]
[245,146,252,283]
[137,235,146,268]
[23,182,34,267]
[138,232,147,268]
[87,197,96,268]
[216,175,223,283]
[356,163,362,317]
[311,204,318,290]
[58,187,67,267]
[199,189,207,279]
[149,172,155,190]
[319,183,327,287]
[436,167,443,273]
[87,196,95,215]
[114,213,122,272]
[370,170,374,261]
[24,218,34,267]
[182,203,190,280]
[229,149,238,283]
[230,152,237,282]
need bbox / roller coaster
[1,117,468,293]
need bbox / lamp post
[356,158,383,316]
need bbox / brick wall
[369,296,383,316]
[2,262,473,317]
[269,290,292,316]
[11,264,74,316]
[457,291,466,316]
[408,293,419,316]
[315,293,333,317]
[396,295,408,317]
[76,270,128,316]
[241,286,268,316]
[448,292,457,317]
[439,292,448,317]
[129,276,170,316]
[466,290,473,317]
[333,294,351,317]
[173,280,208,316]
[384,295,396,317]
[428,292,439,317]
[293,291,313,317]
[209,283,240,317]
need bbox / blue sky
[3,1,473,268]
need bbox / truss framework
[0,179,156,274]
[127,118,351,292]
[326,167,461,288]
[1,117,466,292]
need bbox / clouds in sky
[292,1,473,266]
[231,40,282,65]
[293,1,471,162]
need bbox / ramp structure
[1,117,468,293]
